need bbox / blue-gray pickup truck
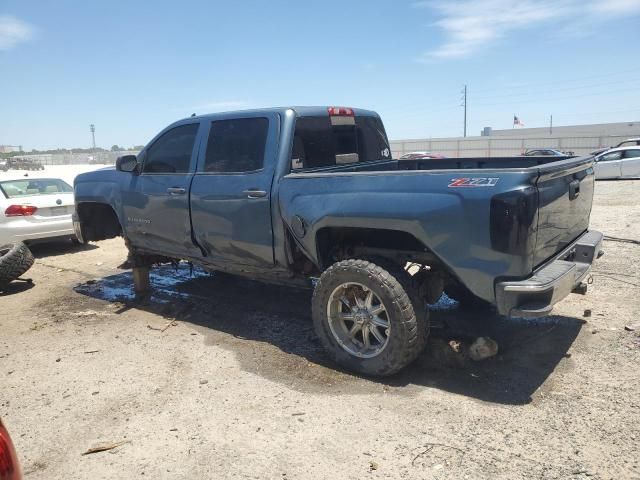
[74,106,603,375]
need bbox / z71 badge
[448,177,499,188]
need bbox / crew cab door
[621,148,640,178]
[594,150,622,179]
[121,122,203,258]
[190,113,279,268]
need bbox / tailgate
[534,157,595,267]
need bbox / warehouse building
[390,121,640,158]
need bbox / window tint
[291,115,391,170]
[0,178,72,198]
[143,123,199,174]
[599,151,622,162]
[204,118,269,173]
[623,149,640,159]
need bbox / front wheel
[312,259,428,376]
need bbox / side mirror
[116,155,139,173]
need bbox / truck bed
[282,154,596,303]
[292,155,581,174]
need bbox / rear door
[121,122,202,258]
[534,158,595,266]
[190,113,279,268]
[594,150,622,179]
[621,148,640,178]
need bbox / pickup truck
[73,106,603,376]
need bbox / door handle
[243,189,267,199]
[167,187,186,195]
[569,180,580,200]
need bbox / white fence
[9,151,139,166]
[390,134,639,158]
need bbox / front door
[190,114,278,268]
[121,122,202,258]
[594,150,622,179]
[621,148,640,178]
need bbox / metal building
[390,121,640,158]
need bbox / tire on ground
[312,258,429,376]
[0,242,35,289]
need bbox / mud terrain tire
[0,242,35,289]
[312,259,429,376]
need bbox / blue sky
[1,0,639,150]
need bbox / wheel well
[315,227,432,269]
[76,202,122,241]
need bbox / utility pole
[90,124,96,150]
[549,115,553,135]
[461,85,467,137]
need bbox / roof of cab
[180,106,380,123]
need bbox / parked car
[0,177,77,245]
[0,418,21,480]
[590,147,610,156]
[594,146,640,179]
[523,149,567,156]
[74,106,602,376]
[399,151,446,160]
[5,159,44,171]
[615,137,640,148]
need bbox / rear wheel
[312,259,429,376]
[0,242,35,289]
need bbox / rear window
[0,178,73,198]
[291,115,391,170]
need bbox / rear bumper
[495,230,603,317]
[0,216,75,245]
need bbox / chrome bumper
[495,230,603,317]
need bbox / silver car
[594,146,640,180]
[0,177,76,244]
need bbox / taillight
[327,106,354,116]
[0,421,21,480]
[4,205,37,217]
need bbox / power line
[469,67,640,95]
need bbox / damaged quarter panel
[279,169,540,302]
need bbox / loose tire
[0,242,35,289]
[312,259,429,376]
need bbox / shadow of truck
[74,264,584,405]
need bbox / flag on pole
[513,115,525,127]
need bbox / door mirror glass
[116,154,139,173]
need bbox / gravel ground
[1,180,639,480]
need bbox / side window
[204,117,269,173]
[623,149,640,159]
[143,124,199,174]
[599,151,622,162]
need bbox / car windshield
[0,178,73,198]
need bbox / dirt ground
[1,180,639,480]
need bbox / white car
[0,177,77,245]
[594,146,640,180]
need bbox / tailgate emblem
[56,199,62,205]
[448,178,499,188]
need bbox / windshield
[291,115,391,170]
[0,178,73,198]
